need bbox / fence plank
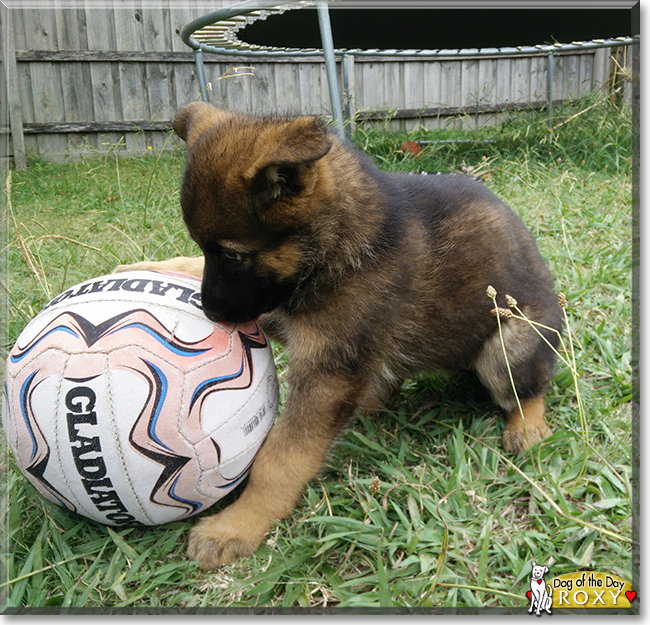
[55,5,90,138]
[476,58,498,126]
[3,6,27,168]
[495,57,513,108]
[593,46,610,91]
[298,62,320,115]
[512,56,531,102]
[142,6,172,150]
[564,53,580,99]
[439,60,462,129]
[115,5,148,153]
[530,55,546,101]
[578,52,593,97]
[385,61,403,112]
[10,3,38,158]
[320,60,331,116]
[169,5,203,110]
[552,53,566,102]
[361,62,384,111]
[402,60,424,131]
[422,60,442,129]
[460,58,478,129]
[24,7,69,157]
[85,1,124,153]
[343,53,356,134]
[272,62,300,114]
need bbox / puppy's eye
[221,251,243,264]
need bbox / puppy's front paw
[187,505,271,569]
[113,261,163,273]
[113,257,204,278]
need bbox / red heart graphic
[625,591,637,603]
[527,591,532,600]
[537,579,543,584]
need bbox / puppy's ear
[257,161,318,201]
[248,116,332,201]
[261,116,331,166]
[172,102,232,147]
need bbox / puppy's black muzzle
[200,283,260,325]
[200,257,297,325]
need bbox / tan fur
[172,102,234,146]
[503,396,550,454]
[115,257,204,277]
[115,102,563,568]
[473,306,550,411]
[259,241,304,278]
[187,373,361,568]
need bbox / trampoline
[179,0,638,138]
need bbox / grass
[0,94,635,612]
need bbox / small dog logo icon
[528,561,553,616]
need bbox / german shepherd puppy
[119,102,562,569]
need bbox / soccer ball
[2,270,279,526]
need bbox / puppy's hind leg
[473,306,559,454]
[503,396,550,455]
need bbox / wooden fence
[0,1,634,166]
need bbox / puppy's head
[173,102,332,323]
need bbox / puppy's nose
[200,282,225,322]
[202,306,222,323]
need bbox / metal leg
[547,49,554,130]
[317,1,345,140]
[342,51,354,140]
[194,48,210,103]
